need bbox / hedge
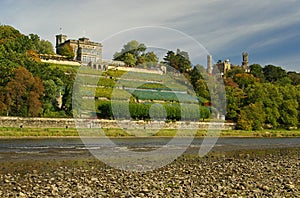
[96,101,210,121]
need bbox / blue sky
[0,0,299,72]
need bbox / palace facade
[55,34,102,66]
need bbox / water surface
[0,137,299,161]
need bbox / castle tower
[207,55,213,75]
[242,52,248,67]
[56,34,67,47]
[242,52,250,72]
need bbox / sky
[0,0,299,72]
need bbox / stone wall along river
[0,116,235,130]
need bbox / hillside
[74,66,210,121]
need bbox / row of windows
[82,56,101,63]
[81,48,101,55]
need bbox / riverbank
[0,147,299,197]
[0,127,300,138]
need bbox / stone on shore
[0,149,299,197]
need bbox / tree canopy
[113,40,158,67]
[57,45,74,60]
[224,64,300,130]
[0,25,72,117]
[163,49,191,73]
[263,65,287,83]
[5,67,44,116]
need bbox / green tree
[28,34,54,54]
[61,72,76,116]
[163,50,191,73]
[288,71,300,85]
[276,76,292,86]
[42,79,64,116]
[237,102,266,130]
[37,40,54,54]
[226,86,245,122]
[279,100,298,128]
[250,64,264,80]
[176,49,189,61]
[278,85,298,128]
[0,86,6,114]
[233,73,256,89]
[138,51,159,67]
[245,83,283,128]
[97,101,112,119]
[189,64,206,88]
[57,45,74,60]
[0,24,73,117]
[113,40,147,65]
[225,66,244,79]
[122,40,146,57]
[123,53,137,67]
[199,106,210,120]
[28,33,40,47]
[296,86,300,127]
[194,79,210,100]
[263,65,287,83]
[0,53,17,86]
[0,25,22,40]
[187,65,209,101]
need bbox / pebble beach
[0,148,299,197]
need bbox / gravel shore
[0,148,299,197]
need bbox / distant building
[207,52,250,76]
[215,59,231,76]
[55,34,103,65]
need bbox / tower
[207,55,213,75]
[242,52,250,72]
[56,34,67,47]
[242,52,248,67]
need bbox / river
[0,137,299,162]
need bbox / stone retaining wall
[0,117,235,130]
[0,117,76,128]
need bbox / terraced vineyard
[129,90,197,103]
[74,66,210,120]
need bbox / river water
[0,137,299,162]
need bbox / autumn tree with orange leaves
[5,67,44,117]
